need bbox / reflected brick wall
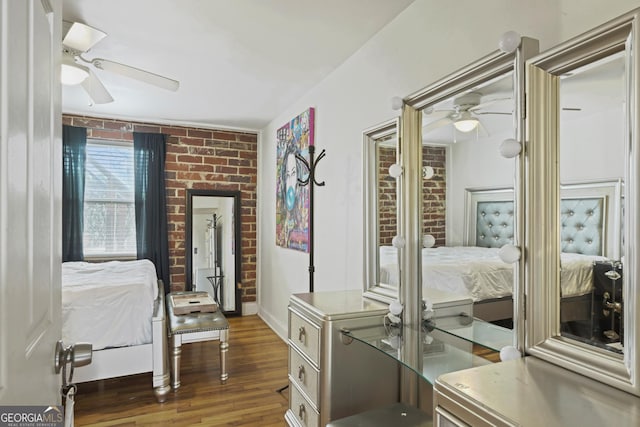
[376,144,447,247]
[423,146,446,246]
[378,146,397,246]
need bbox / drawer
[289,309,321,365]
[289,346,320,405]
[289,381,320,427]
[435,406,470,427]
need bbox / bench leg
[154,383,171,403]
[220,329,229,384]
[171,334,182,389]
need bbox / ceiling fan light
[453,112,479,132]
[61,56,89,85]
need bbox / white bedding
[379,246,606,302]
[62,259,159,351]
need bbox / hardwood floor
[73,315,290,427]
[72,315,502,426]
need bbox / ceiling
[61,0,415,130]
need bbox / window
[83,140,136,257]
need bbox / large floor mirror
[186,189,242,315]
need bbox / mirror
[186,189,242,315]
[419,71,517,328]
[526,9,639,396]
[558,52,625,352]
[390,38,537,345]
[363,118,400,303]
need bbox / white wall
[446,128,516,246]
[560,0,640,40]
[257,0,640,338]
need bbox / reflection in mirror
[186,189,242,315]
[525,9,639,396]
[558,52,625,355]
[363,119,400,303]
[395,38,539,373]
[418,71,518,328]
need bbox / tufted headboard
[475,200,514,248]
[560,198,604,255]
[465,188,515,249]
[559,180,622,259]
[464,180,622,258]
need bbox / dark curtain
[62,125,87,262]
[133,132,170,294]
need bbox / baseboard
[242,301,258,316]
[258,307,288,342]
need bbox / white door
[0,0,62,405]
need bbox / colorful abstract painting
[276,107,314,252]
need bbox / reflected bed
[380,246,604,319]
[379,181,622,323]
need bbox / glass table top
[342,316,514,385]
[434,316,514,352]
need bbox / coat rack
[296,145,326,292]
[276,145,326,396]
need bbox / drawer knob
[298,365,306,383]
[298,326,306,342]
[298,403,306,421]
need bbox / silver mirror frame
[400,37,539,337]
[363,118,401,304]
[525,9,639,396]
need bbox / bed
[379,180,622,323]
[62,259,170,402]
[379,246,606,321]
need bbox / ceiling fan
[423,92,511,135]
[62,21,180,104]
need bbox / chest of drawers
[284,290,396,427]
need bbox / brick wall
[62,115,258,304]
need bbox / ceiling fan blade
[91,58,180,92]
[424,108,454,119]
[475,111,512,115]
[62,21,107,53]
[423,117,453,134]
[469,97,511,112]
[81,70,114,104]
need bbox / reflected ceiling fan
[62,21,180,104]
[423,92,511,135]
